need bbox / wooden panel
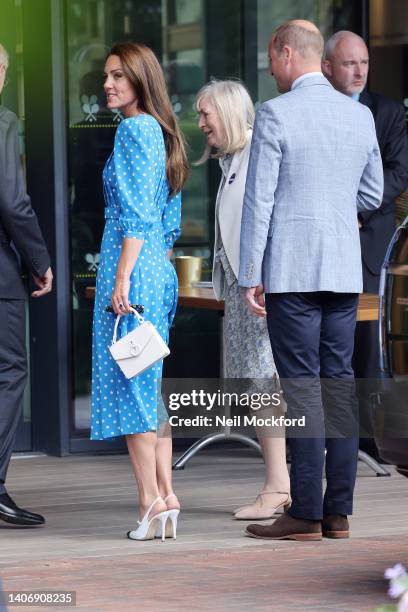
[86,286,379,320]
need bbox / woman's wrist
[115,264,131,281]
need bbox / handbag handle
[112,308,144,345]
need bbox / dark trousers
[0,299,27,494]
[265,292,359,521]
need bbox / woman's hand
[111,275,132,315]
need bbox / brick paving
[0,451,406,611]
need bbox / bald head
[322,31,369,96]
[268,20,324,93]
[270,20,324,60]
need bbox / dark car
[372,217,408,477]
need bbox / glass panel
[256,0,362,102]
[369,0,408,104]
[66,0,210,433]
[164,1,209,251]
[67,0,364,435]
[174,0,201,24]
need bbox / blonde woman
[91,42,188,540]
[196,79,290,520]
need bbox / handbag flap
[109,321,155,361]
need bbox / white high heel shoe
[155,493,180,540]
[127,497,169,542]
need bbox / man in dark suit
[323,31,408,452]
[0,44,53,525]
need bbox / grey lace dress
[214,155,278,381]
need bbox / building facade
[0,0,406,455]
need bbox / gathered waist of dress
[104,209,163,229]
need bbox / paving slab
[0,449,406,611]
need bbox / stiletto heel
[157,511,169,542]
[127,497,169,541]
[155,493,181,539]
[168,508,180,539]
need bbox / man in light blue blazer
[239,20,383,541]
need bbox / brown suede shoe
[245,513,322,541]
[322,515,349,539]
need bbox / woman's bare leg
[126,431,167,518]
[155,421,180,510]
[234,419,290,519]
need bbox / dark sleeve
[359,101,408,226]
[0,110,50,277]
[381,104,408,206]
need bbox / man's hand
[31,267,53,297]
[245,285,266,317]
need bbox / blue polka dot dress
[90,114,181,440]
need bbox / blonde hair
[271,22,324,60]
[109,42,189,195]
[195,78,254,164]
[0,43,9,68]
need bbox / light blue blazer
[238,74,384,294]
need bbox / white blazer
[213,132,252,300]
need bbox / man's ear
[322,59,332,77]
[283,45,292,64]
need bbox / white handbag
[109,310,170,379]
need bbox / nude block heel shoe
[127,497,169,542]
[234,491,291,520]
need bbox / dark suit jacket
[359,91,408,292]
[0,105,50,299]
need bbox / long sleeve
[381,104,408,206]
[356,110,384,213]
[0,108,50,277]
[162,191,181,249]
[114,118,160,239]
[238,105,282,287]
[359,97,408,225]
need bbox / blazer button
[32,257,39,268]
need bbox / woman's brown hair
[109,42,189,195]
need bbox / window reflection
[67,0,209,432]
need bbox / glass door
[66,0,214,443]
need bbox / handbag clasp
[129,339,142,356]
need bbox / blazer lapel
[359,90,377,118]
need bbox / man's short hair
[0,43,9,68]
[271,23,324,59]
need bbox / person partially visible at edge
[195,78,290,522]
[0,43,53,527]
[238,20,383,541]
[90,42,189,541]
[322,30,408,293]
[323,30,408,460]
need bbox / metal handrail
[378,215,408,375]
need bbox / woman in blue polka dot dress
[91,42,188,540]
